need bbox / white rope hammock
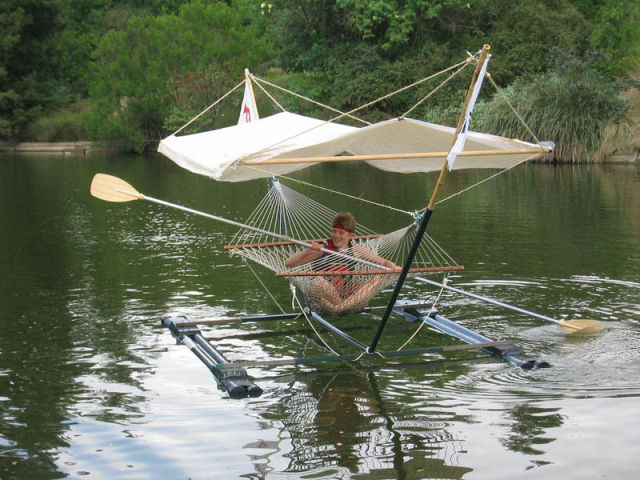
[225,179,462,315]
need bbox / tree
[0,0,60,139]
[265,0,590,126]
[87,0,274,151]
[477,50,634,162]
[569,0,640,75]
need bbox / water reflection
[255,370,473,479]
[501,404,562,456]
[0,154,639,479]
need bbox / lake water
[1,153,639,479]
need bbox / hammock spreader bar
[223,234,383,250]
[275,265,464,277]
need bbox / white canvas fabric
[447,54,491,170]
[158,112,358,181]
[158,112,541,182]
[237,78,259,125]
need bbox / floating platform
[162,300,550,398]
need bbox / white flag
[238,79,258,125]
[447,54,490,170]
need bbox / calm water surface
[1,153,639,479]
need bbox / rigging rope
[292,288,339,355]
[433,152,537,207]
[250,76,287,114]
[244,165,414,217]
[396,276,448,351]
[486,72,541,144]
[251,75,370,125]
[171,78,245,136]
[403,61,470,117]
[243,258,286,314]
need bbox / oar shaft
[414,276,561,325]
[142,195,387,271]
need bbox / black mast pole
[369,45,491,353]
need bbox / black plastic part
[162,315,263,398]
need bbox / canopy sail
[158,114,546,182]
[158,63,551,182]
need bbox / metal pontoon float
[161,299,550,398]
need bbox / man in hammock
[285,213,397,314]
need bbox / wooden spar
[369,45,492,354]
[238,146,550,166]
[224,234,383,250]
[429,46,490,210]
[276,265,464,277]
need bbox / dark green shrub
[477,51,631,162]
[27,100,91,142]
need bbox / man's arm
[353,244,398,269]
[285,242,324,268]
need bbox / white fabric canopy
[158,111,543,182]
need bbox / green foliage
[335,0,467,50]
[27,100,91,142]
[266,0,591,126]
[568,0,640,75]
[2,0,636,164]
[87,0,274,151]
[459,0,590,85]
[476,50,633,162]
[0,0,60,139]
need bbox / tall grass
[477,52,635,163]
[27,100,90,142]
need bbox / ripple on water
[405,318,640,404]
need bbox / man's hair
[332,212,356,233]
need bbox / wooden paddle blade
[90,174,143,202]
[558,319,605,334]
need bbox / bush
[27,100,91,142]
[477,50,632,162]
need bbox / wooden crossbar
[224,234,383,251]
[276,265,464,277]
[238,147,549,166]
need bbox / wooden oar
[90,173,388,271]
[91,174,604,335]
[90,173,144,202]
[414,275,604,334]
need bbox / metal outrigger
[162,299,549,398]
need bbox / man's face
[331,227,352,249]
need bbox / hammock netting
[225,179,463,314]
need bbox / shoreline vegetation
[2,1,639,163]
[1,141,637,164]
[0,142,115,156]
